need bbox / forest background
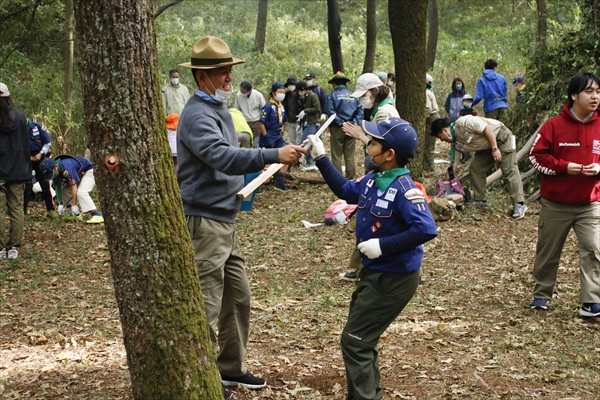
[0,0,587,155]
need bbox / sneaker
[338,271,359,282]
[580,303,600,317]
[75,214,83,221]
[302,164,318,172]
[512,203,527,219]
[466,200,490,208]
[7,247,18,259]
[47,210,59,219]
[221,372,266,389]
[0,248,6,259]
[274,182,291,192]
[86,215,104,224]
[223,388,234,400]
[530,297,548,310]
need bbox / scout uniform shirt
[452,115,508,153]
[259,100,288,148]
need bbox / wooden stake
[237,114,337,198]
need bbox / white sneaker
[7,247,18,259]
[512,203,527,219]
[0,248,6,259]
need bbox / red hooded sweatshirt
[529,104,600,204]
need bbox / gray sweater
[177,94,280,223]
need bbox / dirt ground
[2,149,600,399]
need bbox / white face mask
[386,81,393,87]
[171,78,179,86]
[205,74,232,103]
[288,85,296,92]
[274,93,285,102]
[306,80,314,87]
[359,95,373,109]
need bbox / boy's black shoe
[221,372,266,389]
[274,182,291,192]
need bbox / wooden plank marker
[237,114,337,199]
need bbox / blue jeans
[301,123,320,165]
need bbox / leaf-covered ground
[2,162,600,399]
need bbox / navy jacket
[0,110,31,181]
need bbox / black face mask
[364,155,382,172]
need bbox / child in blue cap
[307,118,438,399]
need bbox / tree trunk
[63,0,74,138]
[327,0,344,73]
[536,0,547,51]
[426,0,438,70]
[388,0,428,178]
[362,0,377,74]
[254,0,268,52]
[73,1,221,399]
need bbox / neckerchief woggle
[374,167,410,191]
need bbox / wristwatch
[492,146,498,151]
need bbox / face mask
[205,74,232,103]
[455,84,463,90]
[360,96,373,109]
[386,81,393,87]
[364,155,381,172]
[463,102,472,108]
[171,78,179,86]
[274,93,285,102]
[288,85,296,92]
[443,130,453,142]
[306,80,314,87]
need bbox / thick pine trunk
[426,0,438,70]
[254,0,268,52]
[362,0,377,74]
[389,0,427,178]
[327,0,344,73]
[73,1,221,399]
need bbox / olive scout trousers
[532,198,600,303]
[485,107,507,122]
[0,180,25,250]
[330,124,357,179]
[187,216,250,377]
[341,268,420,400]
[469,126,524,204]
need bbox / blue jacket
[473,69,508,113]
[259,101,288,133]
[326,85,364,126]
[316,157,438,274]
[444,90,466,122]
[28,120,52,155]
[55,155,92,186]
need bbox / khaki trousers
[532,199,600,303]
[61,169,98,213]
[248,121,262,148]
[485,108,507,122]
[0,180,25,249]
[423,112,441,173]
[187,216,250,376]
[330,125,356,179]
[469,127,524,204]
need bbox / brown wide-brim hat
[179,36,245,70]
[328,71,351,84]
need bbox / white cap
[0,83,9,97]
[350,73,384,97]
[426,74,433,85]
[462,93,473,101]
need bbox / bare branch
[154,0,184,19]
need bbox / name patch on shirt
[375,199,389,209]
[559,142,580,147]
[385,188,398,201]
[366,179,374,188]
[370,220,382,233]
[594,140,600,155]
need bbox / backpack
[434,167,468,207]
[428,196,456,222]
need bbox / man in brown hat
[327,71,363,179]
[177,36,306,397]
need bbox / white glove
[57,205,64,215]
[297,110,306,122]
[307,135,326,159]
[357,239,382,259]
[320,113,327,122]
[71,205,80,216]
